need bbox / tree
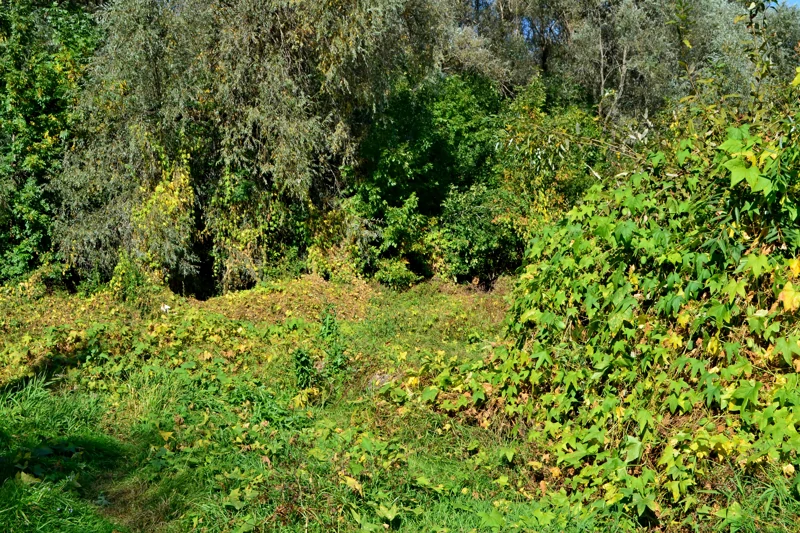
[54,0,453,290]
[0,0,98,281]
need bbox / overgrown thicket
[5,0,800,530]
[5,0,800,295]
[378,2,800,527]
[0,0,98,281]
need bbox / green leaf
[498,446,515,464]
[232,515,258,533]
[376,503,400,523]
[349,460,364,477]
[732,380,762,411]
[723,278,747,304]
[743,253,771,277]
[714,501,743,523]
[224,488,246,510]
[493,475,510,487]
[624,435,643,463]
[775,337,800,367]
[724,157,760,190]
[718,138,743,153]
[420,386,439,403]
[478,510,506,529]
[614,221,636,245]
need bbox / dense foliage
[0,0,98,282]
[4,0,800,531]
[8,0,798,293]
[385,8,800,526]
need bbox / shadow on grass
[0,428,137,532]
[0,413,178,532]
[0,432,129,486]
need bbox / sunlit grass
[1,277,798,532]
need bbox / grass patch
[1,275,798,531]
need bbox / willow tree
[55,0,453,291]
[458,0,800,120]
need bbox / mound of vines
[413,84,800,525]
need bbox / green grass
[0,379,129,532]
[0,276,797,532]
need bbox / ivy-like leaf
[725,157,759,187]
[732,380,762,411]
[743,254,771,278]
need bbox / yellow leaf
[789,258,800,279]
[342,475,363,496]
[706,336,720,356]
[17,472,40,485]
[778,282,800,312]
[159,431,174,442]
[667,332,684,349]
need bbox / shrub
[341,193,430,283]
[131,157,197,284]
[0,1,98,283]
[207,171,312,292]
[494,80,605,222]
[108,252,162,313]
[374,258,421,290]
[418,72,800,523]
[357,75,501,217]
[433,185,524,283]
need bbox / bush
[421,72,800,523]
[494,80,605,221]
[433,185,524,283]
[357,75,502,217]
[108,252,162,313]
[341,193,430,283]
[374,258,421,290]
[0,2,98,283]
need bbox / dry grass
[194,274,378,323]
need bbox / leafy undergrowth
[381,112,800,529]
[194,275,377,323]
[1,275,627,533]
[2,268,799,532]
[6,122,800,532]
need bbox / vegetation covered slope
[385,65,800,531]
[0,276,594,532]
